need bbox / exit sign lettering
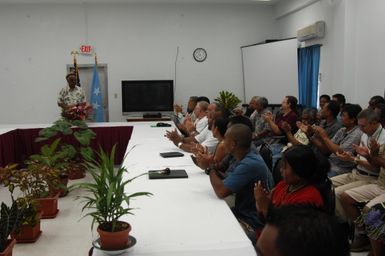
[79,45,94,55]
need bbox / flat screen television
[122,80,174,115]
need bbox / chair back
[315,177,336,215]
[259,143,272,172]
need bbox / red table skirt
[0,126,133,167]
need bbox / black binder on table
[148,169,188,179]
[160,152,184,158]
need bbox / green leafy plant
[0,200,23,252]
[36,119,95,163]
[70,145,152,232]
[0,162,59,199]
[30,138,75,178]
[0,165,39,228]
[215,90,242,112]
[14,197,39,227]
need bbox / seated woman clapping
[254,145,330,217]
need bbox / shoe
[350,235,371,252]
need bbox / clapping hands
[194,151,213,170]
[353,138,380,158]
[254,181,271,216]
[335,150,355,162]
[262,112,273,122]
[164,128,182,146]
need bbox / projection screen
[241,38,298,105]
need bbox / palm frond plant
[214,90,242,114]
[69,144,152,250]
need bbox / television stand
[126,117,171,122]
[143,113,162,118]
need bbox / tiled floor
[0,176,377,256]
[1,176,94,256]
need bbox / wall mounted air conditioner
[297,21,325,42]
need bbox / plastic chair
[315,177,336,216]
[259,143,273,172]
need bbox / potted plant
[0,165,42,243]
[214,90,241,114]
[10,197,41,243]
[36,118,95,179]
[29,138,75,197]
[0,162,60,219]
[70,145,152,250]
[0,200,23,256]
[25,162,60,218]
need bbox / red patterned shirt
[272,181,323,208]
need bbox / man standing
[57,73,86,111]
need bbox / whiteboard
[241,39,298,104]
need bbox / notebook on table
[148,169,188,179]
[160,152,184,158]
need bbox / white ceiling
[0,0,281,4]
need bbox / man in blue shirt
[207,123,273,232]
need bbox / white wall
[274,0,385,107]
[352,0,385,105]
[0,3,277,124]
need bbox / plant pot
[68,163,86,180]
[0,239,16,256]
[11,220,42,243]
[37,193,59,219]
[49,174,69,197]
[97,222,131,250]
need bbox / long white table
[109,122,256,256]
[0,122,255,256]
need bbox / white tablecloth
[93,122,256,256]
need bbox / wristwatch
[205,167,213,175]
[177,142,183,148]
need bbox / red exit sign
[79,45,94,55]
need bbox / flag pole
[91,52,104,122]
[70,50,80,87]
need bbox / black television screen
[121,80,174,113]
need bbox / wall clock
[193,48,207,62]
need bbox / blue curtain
[298,44,321,108]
